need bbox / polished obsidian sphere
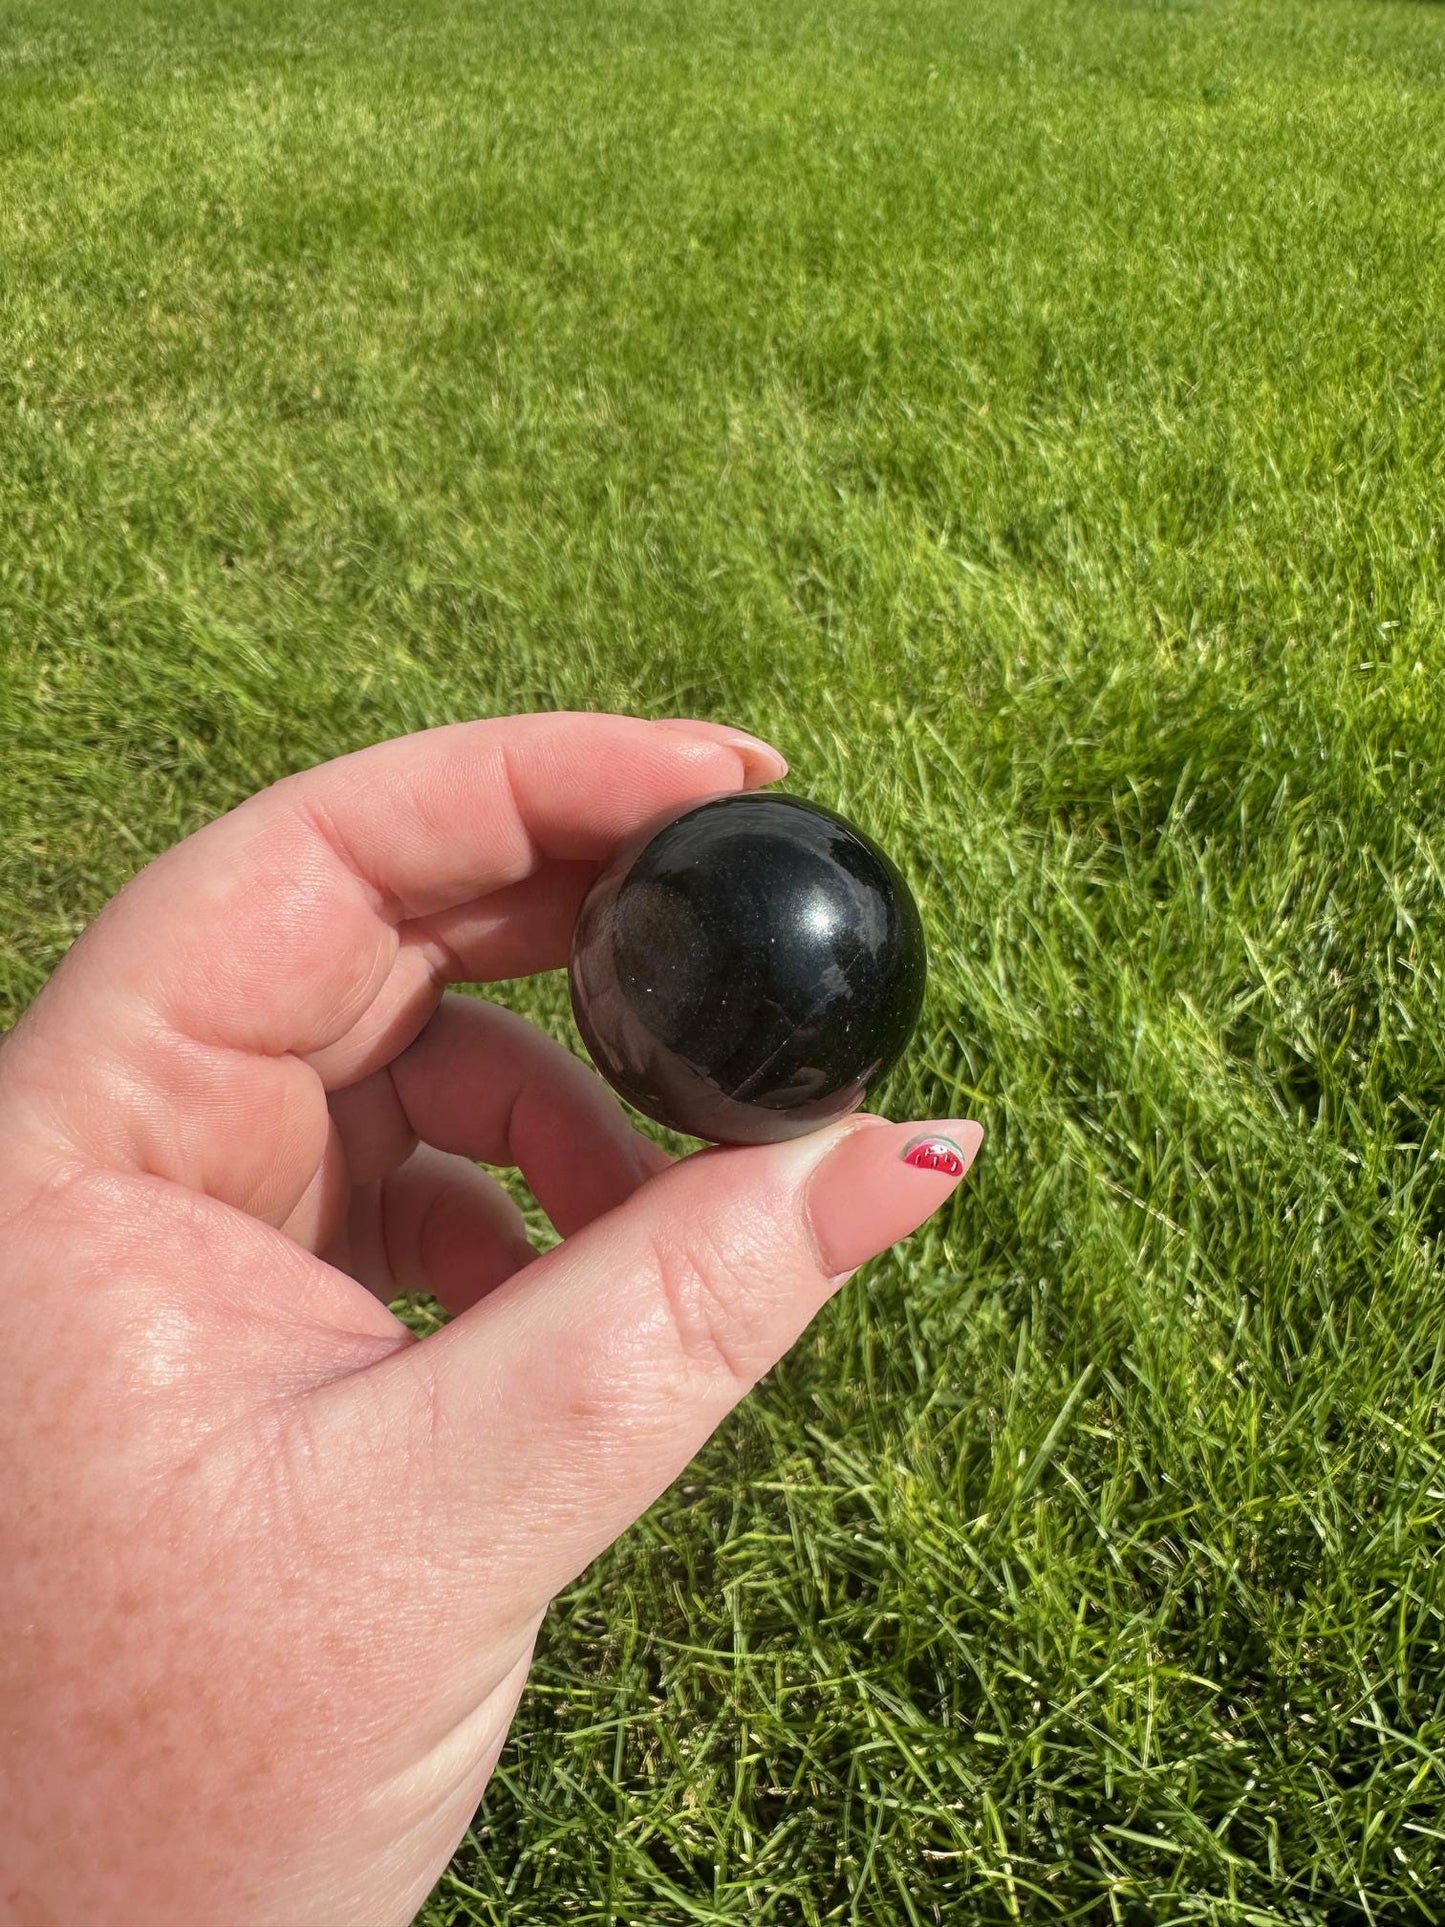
[568,792,927,1145]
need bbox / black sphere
[568,791,927,1145]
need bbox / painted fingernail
[806,1118,983,1276]
[653,718,789,783]
[902,1135,969,1176]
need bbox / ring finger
[327,1143,537,1315]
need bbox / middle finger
[329,992,673,1238]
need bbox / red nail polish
[902,1135,967,1178]
[806,1118,982,1275]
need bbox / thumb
[347,1114,982,1611]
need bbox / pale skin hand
[0,712,981,1927]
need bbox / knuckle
[647,1214,770,1395]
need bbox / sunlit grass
[3,0,1445,1917]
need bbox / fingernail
[806,1119,983,1276]
[653,717,789,784]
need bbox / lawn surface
[4,0,1445,1918]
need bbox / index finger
[1,714,784,1209]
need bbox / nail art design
[901,1135,967,1177]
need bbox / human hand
[0,713,982,1927]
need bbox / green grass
[4,0,1445,1917]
